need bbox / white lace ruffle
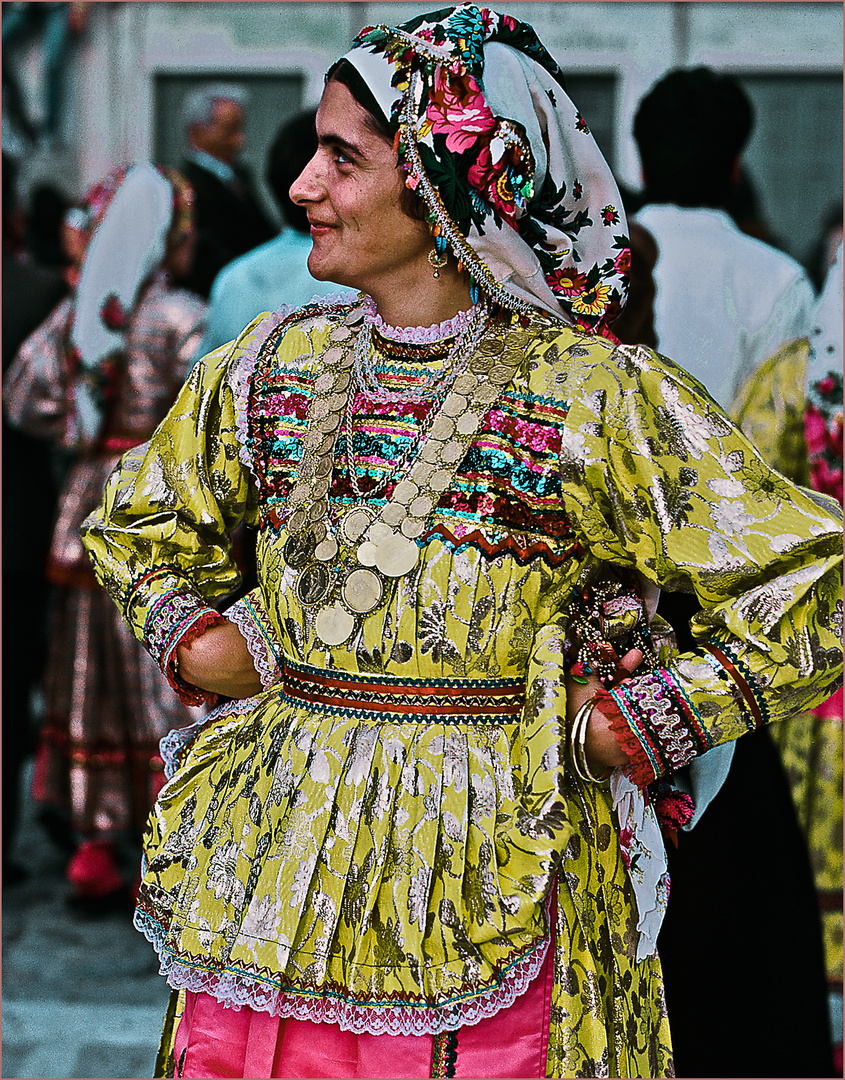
[133,904,550,1036]
[224,596,282,689]
[610,770,669,961]
[362,295,485,345]
[159,698,258,780]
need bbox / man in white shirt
[200,109,351,354]
[633,67,815,412]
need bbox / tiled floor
[2,762,170,1079]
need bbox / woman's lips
[308,220,336,235]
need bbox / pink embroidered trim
[230,295,358,480]
[230,308,287,480]
[595,688,656,787]
[163,609,226,708]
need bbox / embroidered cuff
[598,668,712,787]
[144,590,225,707]
[223,588,283,689]
[701,640,768,729]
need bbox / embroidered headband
[342,4,630,334]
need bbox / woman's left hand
[565,649,643,774]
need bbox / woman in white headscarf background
[4,164,207,909]
[80,8,840,1077]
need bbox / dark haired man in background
[634,67,814,412]
[181,83,275,299]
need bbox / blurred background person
[24,181,72,271]
[1,1,89,149]
[2,153,69,886]
[3,164,207,911]
[200,108,352,355]
[633,67,815,414]
[629,67,835,1079]
[807,201,843,293]
[180,83,275,300]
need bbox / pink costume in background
[3,165,207,897]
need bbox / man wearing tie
[180,84,275,299]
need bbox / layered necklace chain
[281,297,528,648]
[344,301,488,499]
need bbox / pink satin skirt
[173,939,554,1078]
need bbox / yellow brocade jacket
[81,302,842,1078]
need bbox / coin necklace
[345,303,488,500]
[281,300,532,648]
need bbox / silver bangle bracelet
[569,696,608,784]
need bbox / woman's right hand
[176,620,263,699]
[566,648,643,774]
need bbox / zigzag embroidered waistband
[281,658,526,723]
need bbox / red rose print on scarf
[467,137,522,228]
[426,67,496,154]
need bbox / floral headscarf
[344,5,629,335]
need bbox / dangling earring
[429,231,448,278]
[428,248,448,278]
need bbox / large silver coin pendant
[283,532,316,569]
[373,532,419,577]
[315,604,356,646]
[296,563,331,606]
[340,506,375,545]
[342,567,383,614]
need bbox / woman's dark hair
[325,58,426,221]
[325,58,392,139]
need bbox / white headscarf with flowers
[344,4,630,336]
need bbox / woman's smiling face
[289,79,432,302]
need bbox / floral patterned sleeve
[80,323,264,706]
[542,336,843,787]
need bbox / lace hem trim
[224,594,283,690]
[133,906,550,1036]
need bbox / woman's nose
[289,153,322,206]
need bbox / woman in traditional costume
[81,8,842,1077]
[4,164,206,906]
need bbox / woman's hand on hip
[176,620,264,699]
[565,648,644,773]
